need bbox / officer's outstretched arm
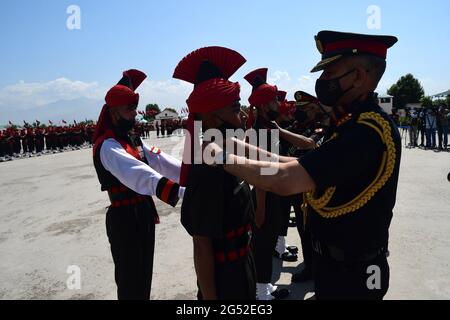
[273,124,317,150]
[223,156,315,196]
[229,137,296,163]
[142,141,182,183]
[203,141,315,195]
[101,139,185,207]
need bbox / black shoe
[291,269,313,283]
[271,288,290,300]
[274,251,298,262]
[287,246,299,254]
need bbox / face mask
[315,69,356,107]
[216,114,244,134]
[267,109,279,121]
[294,109,308,123]
[279,120,291,129]
[117,117,135,132]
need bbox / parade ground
[0,132,449,300]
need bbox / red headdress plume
[245,68,278,128]
[173,46,246,186]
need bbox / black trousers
[252,192,282,283]
[313,253,389,300]
[293,196,313,272]
[198,253,257,300]
[279,196,292,237]
[106,202,155,300]
[437,125,443,148]
[419,127,426,145]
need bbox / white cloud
[267,71,318,100]
[137,79,192,111]
[0,78,195,115]
[0,78,105,110]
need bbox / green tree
[420,96,433,108]
[432,98,447,108]
[387,74,425,109]
[146,104,161,114]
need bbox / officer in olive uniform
[204,30,401,300]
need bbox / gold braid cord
[304,112,397,219]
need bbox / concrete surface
[0,132,449,300]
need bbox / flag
[8,120,13,125]
[74,120,77,125]
[49,120,53,125]
[62,120,67,124]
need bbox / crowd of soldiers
[0,120,189,162]
[154,119,186,138]
[0,123,96,162]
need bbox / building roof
[432,89,450,98]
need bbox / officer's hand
[270,121,281,130]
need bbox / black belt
[312,238,387,263]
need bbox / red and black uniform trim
[215,223,252,263]
[156,177,181,208]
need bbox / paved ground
[0,132,449,300]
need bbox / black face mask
[216,118,244,134]
[117,118,135,133]
[315,69,356,107]
[294,109,308,123]
[279,120,291,129]
[267,109,279,121]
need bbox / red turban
[93,70,147,155]
[244,68,278,129]
[173,46,246,186]
[105,85,139,108]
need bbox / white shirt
[100,138,185,199]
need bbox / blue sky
[0,0,449,122]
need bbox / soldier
[35,127,45,154]
[156,122,160,138]
[26,127,35,155]
[20,129,28,155]
[273,91,300,261]
[244,68,291,300]
[0,130,5,161]
[204,30,401,300]
[12,129,22,157]
[93,69,185,300]
[174,46,256,300]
